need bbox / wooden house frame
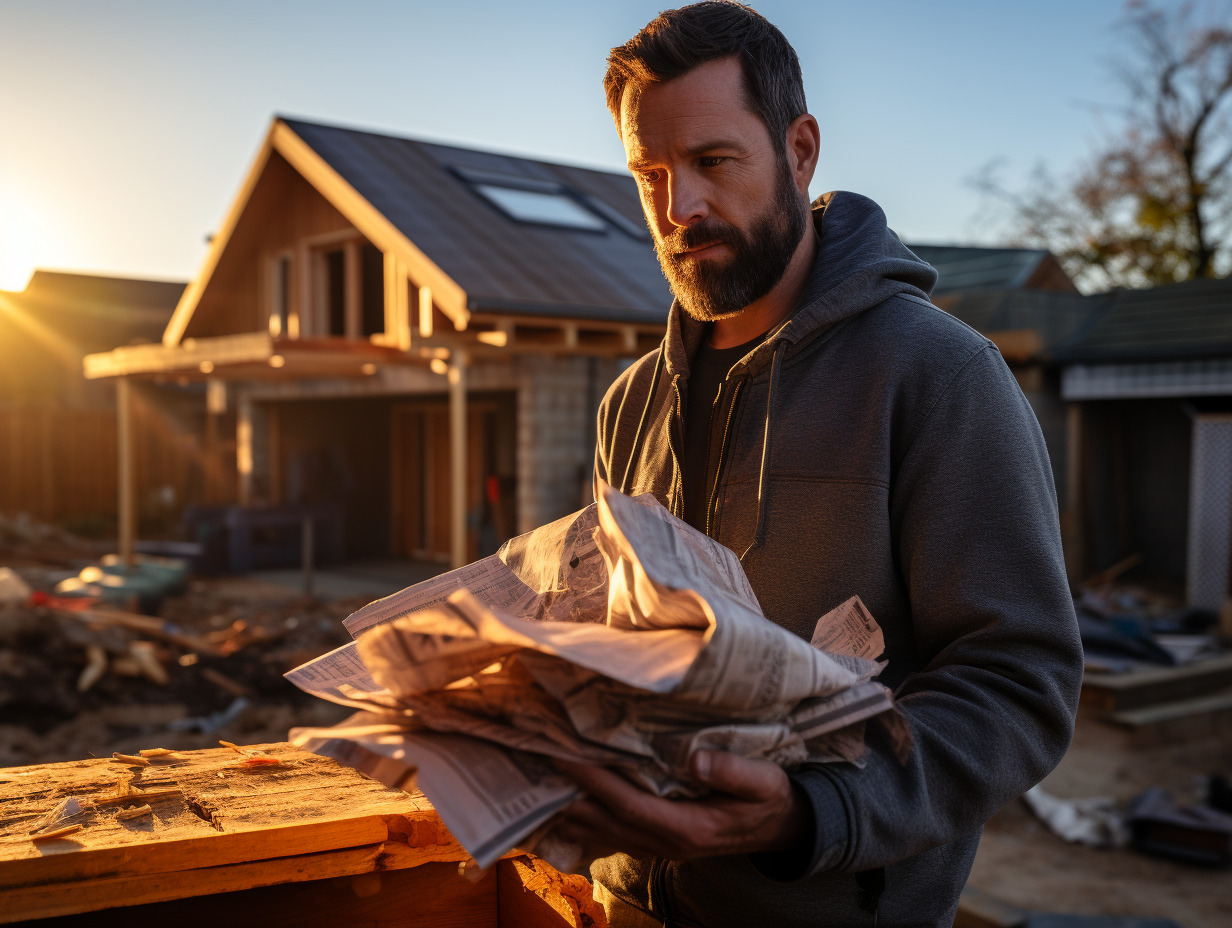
[85,117,670,568]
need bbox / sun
[0,261,34,293]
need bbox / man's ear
[785,113,820,196]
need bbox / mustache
[657,220,745,256]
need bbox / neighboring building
[1054,277,1232,607]
[0,271,228,532]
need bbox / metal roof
[281,118,672,324]
[1054,277,1232,363]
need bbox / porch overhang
[83,332,418,381]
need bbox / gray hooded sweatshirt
[590,192,1082,928]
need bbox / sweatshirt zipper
[668,376,686,518]
[704,377,744,537]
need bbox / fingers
[691,750,789,802]
[556,797,661,859]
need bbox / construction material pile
[0,574,353,767]
[288,482,908,871]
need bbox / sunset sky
[1,0,1136,291]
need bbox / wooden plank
[1110,688,1232,745]
[116,377,135,567]
[496,855,606,928]
[1080,653,1232,711]
[449,351,468,569]
[0,744,464,922]
[25,860,497,928]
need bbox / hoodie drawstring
[740,340,786,564]
[620,344,665,495]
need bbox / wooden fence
[0,391,235,531]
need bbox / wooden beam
[622,326,637,353]
[237,392,253,506]
[418,286,434,338]
[344,239,362,340]
[116,378,136,568]
[449,350,469,569]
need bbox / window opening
[324,249,346,337]
[361,244,384,337]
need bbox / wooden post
[449,350,469,569]
[237,392,254,507]
[418,286,434,338]
[301,516,315,598]
[116,377,136,568]
[1064,403,1085,582]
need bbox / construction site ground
[1,565,1229,927]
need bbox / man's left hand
[553,750,810,862]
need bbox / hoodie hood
[662,191,938,378]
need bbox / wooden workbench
[0,743,604,927]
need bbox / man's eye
[699,156,725,168]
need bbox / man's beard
[654,161,808,322]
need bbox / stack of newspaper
[287,481,906,871]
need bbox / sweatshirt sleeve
[797,343,1083,875]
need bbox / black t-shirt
[682,329,768,533]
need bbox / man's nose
[665,172,708,229]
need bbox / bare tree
[980,2,1232,290]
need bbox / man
[555,3,1083,928]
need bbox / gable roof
[911,245,1076,295]
[283,118,669,321]
[1054,276,1232,363]
[0,270,184,401]
[164,117,671,345]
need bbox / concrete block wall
[514,356,628,533]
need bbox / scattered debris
[114,804,153,822]
[1127,786,1232,867]
[1022,785,1130,849]
[27,797,82,836]
[0,567,32,604]
[1,569,356,768]
[111,752,150,767]
[30,824,82,841]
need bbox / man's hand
[553,751,810,862]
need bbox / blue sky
[0,0,1135,289]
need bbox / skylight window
[473,184,608,232]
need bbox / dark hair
[604,2,807,155]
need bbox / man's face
[620,56,807,322]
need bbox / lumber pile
[0,743,602,927]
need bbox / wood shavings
[76,644,107,693]
[137,748,184,758]
[218,739,249,755]
[92,788,180,806]
[27,797,82,835]
[31,824,82,841]
[114,804,153,822]
[111,753,150,767]
[236,755,284,767]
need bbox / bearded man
[553,3,1084,928]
